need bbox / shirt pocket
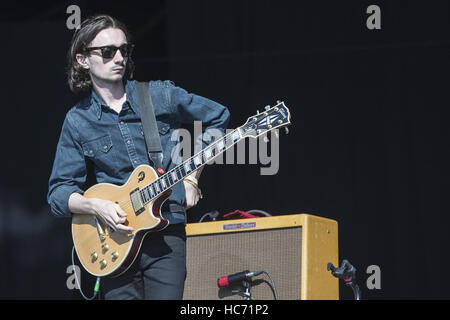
[157,121,170,135]
[139,122,170,137]
[81,134,113,158]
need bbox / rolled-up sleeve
[168,83,230,135]
[47,111,86,218]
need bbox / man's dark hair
[67,14,135,93]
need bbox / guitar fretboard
[139,128,242,204]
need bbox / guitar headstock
[240,101,291,139]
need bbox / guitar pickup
[130,188,145,216]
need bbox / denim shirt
[47,80,230,224]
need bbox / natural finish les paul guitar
[72,102,291,277]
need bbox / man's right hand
[69,193,134,235]
[89,198,134,235]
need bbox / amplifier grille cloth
[183,227,302,300]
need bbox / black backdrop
[1,0,449,299]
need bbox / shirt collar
[124,80,140,115]
[90,89,105,120]
[90,79,139,120]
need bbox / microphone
[217,270,263,288]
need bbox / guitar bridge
[130,188,145,216]
[93,216,106,242]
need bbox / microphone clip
[327,259,361,300]
[217,270,263,300]
[226,278,253,300]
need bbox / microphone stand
[242,280,252,300]
[231,280,253,300]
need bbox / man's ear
[75,53,89,69]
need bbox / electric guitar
[72,101,292,277]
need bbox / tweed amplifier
[183,213,339,300]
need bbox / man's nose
[113,48,125,63]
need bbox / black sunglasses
[84,43,134,59]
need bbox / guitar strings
[113,129,240,212]
[96,108,287,219]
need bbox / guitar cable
[262,271,278,300]
[71,246,101,300]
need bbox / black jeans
[100,224,186,300]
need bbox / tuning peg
[262,135,269,143]
[277,100,281,104]
[284,127,289,134]
[274,130,279,139]
[257,110,260,114]
[265,105,271,111]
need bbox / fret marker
[205,148,212,160]
[194,156,202,166]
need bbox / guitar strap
[135,81,164,172]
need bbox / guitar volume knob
[100,259,107,268]
[112,251,119,261]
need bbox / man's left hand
[184,181,202,210]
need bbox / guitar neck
[138,101,291,204]
[139,128,244,204]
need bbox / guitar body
[72,164,170,278]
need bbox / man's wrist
[69,192,97,216]
[184,177,203,199]
[184,175,199,186]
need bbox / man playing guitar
[47,14,230,300]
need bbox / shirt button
[134,160,138,164]
[103,145,108,150]
[127,140,131,144]
[120,121,124,125]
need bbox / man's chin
[108,72,125,81]
[95,74,124,85]
[111,76,124,83]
